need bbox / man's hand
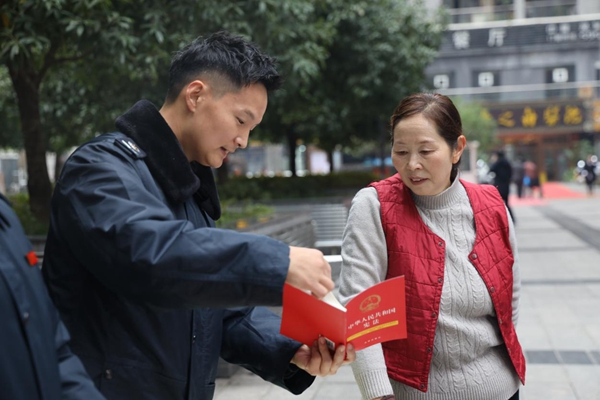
[287,246,334,299]
[291,337,356,377]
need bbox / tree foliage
[220,0,341,176]
[452,97,499,154]
[1,0,446,222]
[1,0,181,222]
[255,0,446,172]
[0,0,342,221]
[0,66,20,148]
[320,0,445,168]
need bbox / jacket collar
[115,100,221,220]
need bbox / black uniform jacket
[42,100,314,400]
[0,194,105,400]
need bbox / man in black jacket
[42,31,354,400]
[489,150,515,222]
[0,193,105,400]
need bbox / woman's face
[391,114,465,196]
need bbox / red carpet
[538,182,587,199]
[510,182,588,206]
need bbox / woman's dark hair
[390,93,464,181]
[165,31,283,103]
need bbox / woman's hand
[291,337,356,376]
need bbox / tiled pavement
[214,182,600,400]
[515,183,600,400]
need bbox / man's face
[184,82,268,168]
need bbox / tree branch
[37,40,60,85]
[37,41,94,85]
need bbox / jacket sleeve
[220,307,315,394]
[50,141,290,308]
[337,187,394,400]
[54,317,106,400]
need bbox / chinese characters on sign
[488,28,506,47]
[488,103,585,131]
[564,105,583,125]
[452,28,507,49]
[594,101,600,132]
[544,106,560,127]
[452,31,470,49]
[522,107,538,128]
[448,19,600,51]
[498,111,515,128]
[546,21,600,43]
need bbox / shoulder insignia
[114,138,146,159]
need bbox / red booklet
[280,276,406,351]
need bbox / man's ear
[184,80,208,112]
[453,135,467,164]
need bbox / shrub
[218,171,379,202]
[217,201,274,229]
[6,193,48,236]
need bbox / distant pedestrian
[523,159,542,198]
[581,155,597,196]
[512,157,525,198]
[490,150,515,222]
[0,193,105,400]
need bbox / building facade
[425,0,600,181]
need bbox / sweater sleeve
[506,206,521,327]
[338,187,394,400]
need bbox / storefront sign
[443,18,600,52]
[484,102,585,132]
[593,100,600,132]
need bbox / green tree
[0,66,21,148]
[252,0,445,174]
[1,0,445,222]
[0,0,343,220]
[39,52,172,179]
[452,97,498,154]
[315,0,446,173]
[1,0,152,223]
[221,0,339,176]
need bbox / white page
[322,291,347,312]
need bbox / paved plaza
[214,182,600,400]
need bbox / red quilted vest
[369,174,526,392]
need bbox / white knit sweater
[337,178,521,400]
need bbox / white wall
[578,0,600,15]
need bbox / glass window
[471,71,501,101]
[477,72,497,87]
[433,74,451,89]
[545,65,576,99]
[443,0,514,23]
[525,0,576,18]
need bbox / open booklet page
[322,291,347,312]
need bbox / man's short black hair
[165,31,283,103]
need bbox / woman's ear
[453,135,467,164]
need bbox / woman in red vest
[338,93,525,400]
